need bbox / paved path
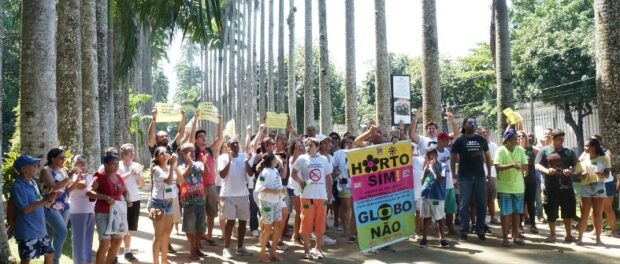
[117,193,620,264]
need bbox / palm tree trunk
[277,0,286,113]
[21,0,57,158]
[245,0,253,132]
[595,0,620,171]
[236,0,244,138]
[83,0,101,169]
[318,0,331,133]
[57,0,83,154]
[494,0,513,133]
[303,0,314,128]
[250,0,258,129]
[287,0,297,129]
[97,0,110,150]
[267,0,275,113]
[374,0,391,129]
[422,0,442,125]
[344,0,357,134]
[259,0,267,122]
[0,2,11,261]
[228,4,236,124]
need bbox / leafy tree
[1,0,21,152]
[511,0,595,153]
[152,65,169,103]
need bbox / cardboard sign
[346,141,415,252]
[224,119,236,139]
[197,102,219,123]
[265,112,288,129]
[155,103,183,123]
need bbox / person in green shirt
[494,128,528,246]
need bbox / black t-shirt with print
[451,134,489,178]
[535,146,577,190]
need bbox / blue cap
[103,153,120,163]
[503,128,516,142]
[13,155,42,170]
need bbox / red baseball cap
[437,131,451,141]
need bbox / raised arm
[210,116,224,158]
[353,125,377,147]
[409,109,422,144]
[172,110,186,146]
[188,114,198,144]
[148,108,158,148]
[445,111,460,139]
[286,115,299,142]
[250,124,266,152]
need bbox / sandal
[564,235,576,243]
[545,236,556,243]
[270,254,283,261]
[501,239,510,247]
[513,240,525,246]
[530,226,539,234]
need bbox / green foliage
[9,103,20,152]
[128,90,153,143]
[152,65,170,103]
[1,150,20,201]
[2,0,22,152]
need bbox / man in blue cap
[11,154,59,264]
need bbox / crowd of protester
[10,108,619,263]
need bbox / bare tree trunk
[374,0,391,129]
[228,5,236,123]
[250,0,258,129]
[494,0,513,133]
[344,0,357,134]
[107,0,115,144]
[245,0,253,131]
[595,0,620,172]
[83,0,101,169]
[57,0,83,154]
[277,0,286,113]
[303,0,314,128]
[142,22,154,118]
[21,0,58,158]
[318,0,331,133]
[422,0,442,125]
[259,0,267,122]
[267,0,275,113]
[111,6,124,146]
[0,2,11,261]
[287,0,297,129]
[236,0,244,138]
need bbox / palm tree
[595,0,620,169]
[287,0,297,128]
[277,0,286,112]
[303,0,314,128]
[97,0,110,149]
[83,0,101,168]
[57,0,83,154]
[268,0,275,112]
[374,0,390,129]
[259,0,267,121]
[422,0,442,125]
[344,0,357,133]
[318,0,332,133]
[493,0,513,132]
[21,0,57,157]
[0,3,10,262]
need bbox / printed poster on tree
[392,75,412,125]
[155,103,183,123]
[346,141,415,252]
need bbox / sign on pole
[197,102,220,123]
[265,112,288,129]
[392,75,412,125]
[155,103,183,123]
[346,141,415,252]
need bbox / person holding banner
[148,108,186,156]
[419,148,450,248]
[291,137,334,260]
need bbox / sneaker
[348,236,356,244]
[124,253,139,262]
[460,233,468,241]
[530,226,539,234]
[236,246,253,256]
[440,239,450,248]
[477,234,486,241]
[222,248,234,259]
[419,239,428,248]
[490,218,500,225]
[323,235,337,245]
[409,233,418,241]
[277,241,289,251]
[168,243,177,254]
[252,230,260,238]
[309,248,324,260]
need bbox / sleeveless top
[41,168,70,212]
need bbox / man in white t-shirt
[409,109,438,156]
[292,137,333,260]
[481,127,499,225]
[217,139,254,259]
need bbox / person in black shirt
[518,131,539,234]
[147,108,186,156]
[450,117,492,241]
[535,129,577,243]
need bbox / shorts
[220,196,250,221]
[259,200,282,225]
[282,194,290,210]
[205,185,219,218]
[17,236,54,261]
[127,200,141,231]
[420,198,445,221]
[95,213,123,240]
[605,180,616,197]
[300,198,326,237]
[498,193,524,216]
[543,188,577,222]
[332,181,340,205]
[486,177,497,201]
[171,198,181,223]
[416,199,423,212]
[580,182,607,198]
[287,188,297,197]
[444,188,457,214]
[149,198,174,215]
[182,204,207,234]
[339,187,353,199]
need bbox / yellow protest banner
[265,112,288,129]
[502,108,523,125]
[155,103,182,123]
[224,119,236,139]
[197,102,219,123]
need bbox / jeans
[45,208,69,264]
[459,176,486,234]
[70,213,94,264]
[249,191,259,231]
[524,181,537,227]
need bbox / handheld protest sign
[197,102,219,123]
[155,103,183,123]
[265,112,288,129]
[224,119,236,139]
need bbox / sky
[163,0,496,102]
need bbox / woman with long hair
[255,152,285,262]
[576,138,610,246]
[148,147,178,264]
[40,148,75,264]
